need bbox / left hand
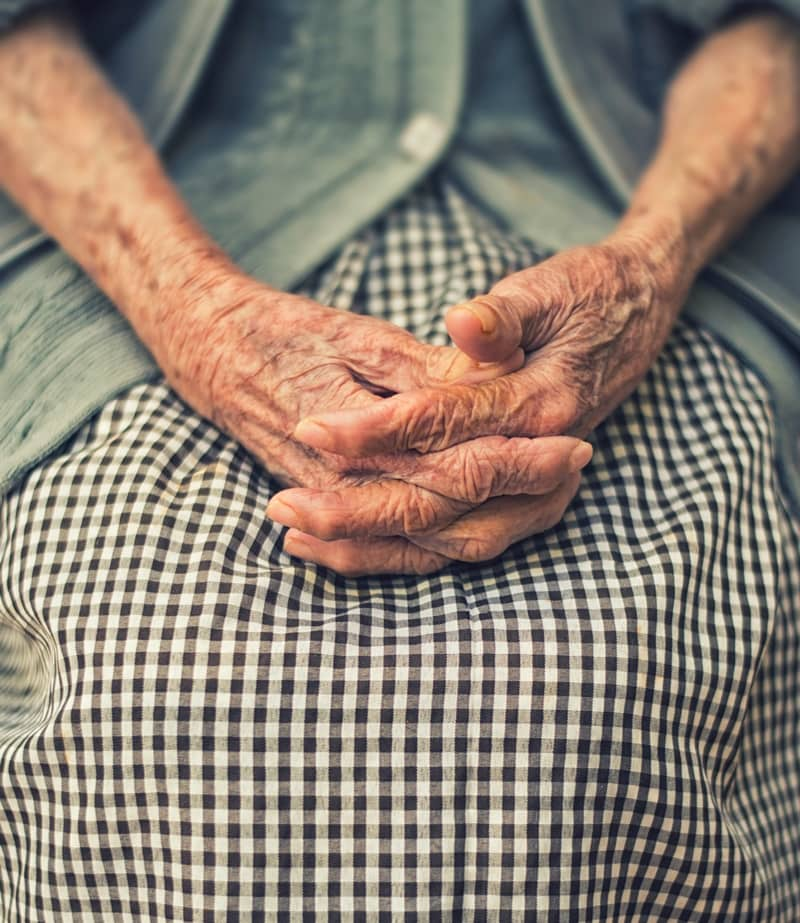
[283,233,692,572]
[291,232,691,455]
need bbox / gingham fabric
[1,176,799,921]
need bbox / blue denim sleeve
[0,0,63,31]
[625,0,800,105]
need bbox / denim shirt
[0,0,799,507]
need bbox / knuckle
[330,547,365,577]
[520,368,582,435]
[369,488,423,536]
[543,507,566,532]
[536,401,579,436]
[401,493,444,536]
[400,399,453,454]
[446,449,495,505]
[312,510,346,542]
[449,533,503,563]
[403,546,448,576]
[494,439,546,495]
[399,383,514,453]
[400,384,494,453]
[490,378,528,433]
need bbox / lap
[1,177,798,920]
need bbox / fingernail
[453,299,497,335]
[266,496,300,526]
[568,441,593,473]
[284,531,314,558]
[294,418,334,450]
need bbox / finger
[283,529,451,577]
[445,259,573,363]
[354,330,525,394]
[410,474,581,562]
[293,363,575,457]
[215,377,382,484]
[266,436,592,540]
[445,294,525,364]
[268,481,470,540]
[388,434,590,498]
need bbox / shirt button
[399,112,448,161]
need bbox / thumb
[445,262,569,363]
[445,293,524,363]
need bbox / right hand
[153,270,593,573]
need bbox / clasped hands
[164,232,686,576]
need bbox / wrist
[142,260,298,398]
[119,235,241,350]
[608,209,697,301]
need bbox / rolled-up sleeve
[0,0,62,32]
[625,0,800,103]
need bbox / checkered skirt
[1,177,799,920]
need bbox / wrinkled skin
[2,11,797,577]
[287,234,693,571]
[154,270,593,575]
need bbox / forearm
[616,10,800,286]
[0,9,231,354]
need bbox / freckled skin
[283,12,800,573]
[0,11,585,573]
[0,10,798,575]
[293,13,800,473]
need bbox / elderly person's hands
[162,271,593,575]
[156,268,522,486]
[2,9,798,576]
[0,11,593,576]
[289,233,687,455]
[278,7,800,574]
[276,232,685,571]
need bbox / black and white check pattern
[1,176,799,920]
